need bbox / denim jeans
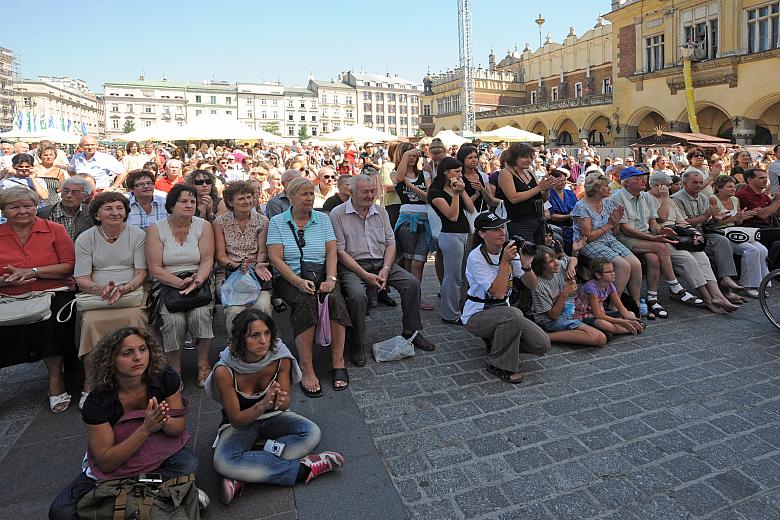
[48,447,199,520]
[213,411,321,486]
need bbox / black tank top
[219,361,282,425]
[495,169,542,220]
[395,170,427,205]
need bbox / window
[399,94,407,103]
[272,99,278,106]
[226,110,232,115]
[112,119,119,130]
[345,96,353,104]
[333,123,340,131]
[388,116,396,125]
[288,125,295,136]
[287,100,294,108]
[299,101,305,109]
[423,104,431,116]
[261,111,266,119]
[551,86,559,101]
[375,92,384,101]
[288,114,294,121]
[311,115,316,121]
[388,93,396,102]
[195,95,202,103]
[247,98,254,104]
[226,96,232,105]
[273,111,278,119]
[378,126,385,132]
[144,120,152,127]
[376,104,384,113]
[747,3,779,53]
[163,106,170,114]
[411,117,418,126]
[333,109,339,117]
[144,105,153,113]
[300,115,306,121]
[346,109,353,118]
[530,91,537,104]
[311,127,317,136]
[400,116,408,126]
[322,123,328,133]
[603,78,613,94]
[176,106,183,114]
[684,18,719,59]
[210,109,217,115]
[196,109,203,116]
[377,115,385,124]
[260,98,266,105]
[645,34,665,72]
[334,95,339,104]
[411,96,418,103]
[364,115,373,124]
[388,105,396,113]
[247,111,253,118]
[411,106,418,115]
[310,100,316,108]
[127,104,134,113]
[363,103,372,112]
[574,83,583,98]
[111,104,119,112]
[321,109,328,118]
[400,128,408,137]
[400,105,408,114]
[363,91,371,100]
[321,94,327,103]
[210,96,217,104]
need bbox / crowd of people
[0,133,778,517]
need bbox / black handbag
[288,222,326,288]
[162,271,212,312]
[669,225,706,252]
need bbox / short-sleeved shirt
[571,197,621,242]
[82,367,181,426]
[0,217,75,295]
[213,210,267,265]
[736,186,773,227]
[671,188,710,230]
[154,175,184,193]
[531,256,570,322]
[573,279,616,319]
[611,188,658,234]
[69,151,124,189]
[768,160,780,194]
[380,163,401,206]
[267,208,335,275]
[322,193,346,212]
[462,246,525,324]
[127,195,168,230]
[329,199,394,261]
[428,188,470,234]
[74,225,146,285]
[548,189,578,218]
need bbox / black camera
[510,235,537,256]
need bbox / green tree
[122,119,136,133]
[415,128,426,137]
[262,121,281,136]
[298,126,310,142]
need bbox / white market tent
[0,127,82,144]
[477,125,544,143]
[319,124,397,144]
[115,122,182,143]
[173,117,282,141]
[433,129,471,147]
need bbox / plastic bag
[372,331,417,363]
[315,293,331,347]
[220,269,262,306]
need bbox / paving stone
[740,458,780,487]
[587,477,642,509]
[540,437,588,462]
[648,431,696,455]
[616,439,664,466]
[610,419,654,441]
[416,467,471,498]
[572,408,614,429]
[577,428,623,450]
[580,450,633,477]
[426,445,474,469]
[501,473,554,502]
[454,485,509,518]
[539,461,596,491]
[466,433,514,457]
[409,500,460,520]
[505,447,554,473]
[385,455,431,478]
[679,422,726,446]
[498,503,554,520]
[543,491,600,520]
[661,453,715,482]
[628,465,682,496]
[672,483,729,516]
[628,495,689,520]
[504,425,547,447]
[707,469,762,501]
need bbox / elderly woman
[648,172,739,314]
[213,181,273,336]
[187,168,221,222]
[36,145,67,206]
[571,173,643,306]
[3,153,50,202]
[48,327,199,520]
[0,187,76,413]
[146,184,215,387]
[73,192,148,406]
[267,177,350,398]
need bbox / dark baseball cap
[474,212,510,231]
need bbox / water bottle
[564,296,576,319]
[639,298,648,318]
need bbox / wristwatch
[328,276,338,282]
[31,267,39,277]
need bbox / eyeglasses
[297,228,305,248]
[61,189,83,195]
[218,162,228,165]
[322,175,336,179]
[14,166,33,171]
[193,179,212,185]
[133,181,154,188]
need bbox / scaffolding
[457,0,475,133]
[0,47,18,132]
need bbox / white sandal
[49,392,71,414]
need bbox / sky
[3,0,608,91]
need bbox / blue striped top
[267,208,335,275]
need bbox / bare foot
[713,298,739,312]
[706,303,727,314]
[301,372,321,393]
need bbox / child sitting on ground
[573,258,645,336]
[530,245,607,347]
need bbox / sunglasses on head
[193,178,212,185]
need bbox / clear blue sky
[5,0,608,91]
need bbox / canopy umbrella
[477,126,544,143]
[433,129,471,147]
[319,124,397,144]
[115,121,182,143]
[0,127,82,144]
[172,117,280,141]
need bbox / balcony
[475,94,613,119]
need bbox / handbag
[287,222,326,288]
[723,226,761,244]
[220,269,262,306]
[0,291,53,326]
[315,293,331,347]
[162,272,212,313]
[57,288,145,323]
[669,225,706,252]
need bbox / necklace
[98,225,122,242]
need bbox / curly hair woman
[204,309,344,505]
[49,327,200,520]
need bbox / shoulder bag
[0,290,54,326]
[162,272,212,313]
[287,221,325,289]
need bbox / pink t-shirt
[573,279,615,319]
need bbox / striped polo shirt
[267,208,335,275]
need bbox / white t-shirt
[462,246,525,324]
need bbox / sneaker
[220,478,245,505]
[300,451,345,483]
[197,488,210,510]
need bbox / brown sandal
[197,365,212,388]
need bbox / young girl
[206,309,344,505]
[530,245,607,347]
[573,258,645,336]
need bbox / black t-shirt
[464,171,488,213]
[428,187,470,233]
[395,170,428,206]
[322,193,345,212]
[82,366,181,426]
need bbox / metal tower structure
[457,0,475,134]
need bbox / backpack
[77,473,200,520]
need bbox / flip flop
[49,392,71,414]
[300,381,322,398]
[486,363,523,384]
[419,301,435,311]
[332,368,349,391]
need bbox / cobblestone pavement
[351,275,780,519]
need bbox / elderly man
[612,167,703,317]
[671,169,745,296]
[37,176,94,240]
[330,174,435,366]
[68,135,126,190]
[0,140,15,173]
[265,168,302,219]
[154,158,184,193]
[126,169,167,229]
[314,166,338,209]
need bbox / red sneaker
[220,478,245,505]
[300,451,345,483]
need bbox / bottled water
[563,296,576,319]
[639,298,648,318]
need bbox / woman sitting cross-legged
[531,245,609,347]
[206,309,344,506]
[573,258,645,337]
[48,327,201,520]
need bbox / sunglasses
[297,228,306,248]
[692,153,705,158]
[193,179,212,185]
[322,175,336,179]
